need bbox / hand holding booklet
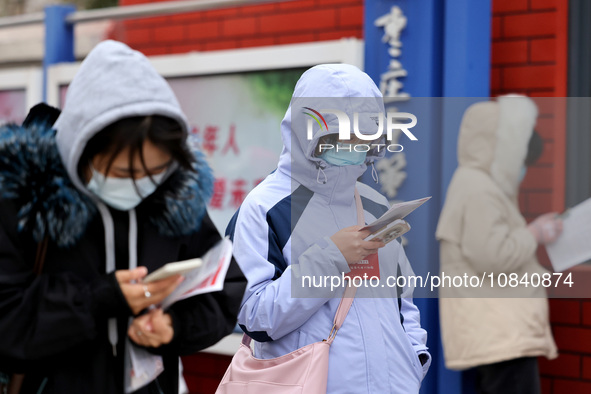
[361,196,431,243]
[125,237,233,393]
[145,236,233,309]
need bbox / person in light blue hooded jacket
[226,64,430,393]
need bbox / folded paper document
[361,196,431,244]
[546,198,591,272]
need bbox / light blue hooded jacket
[226,64,430,393]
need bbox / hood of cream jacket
[435,95,557,370]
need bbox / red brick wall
[111,0,363,56]
[491,0,567,216]
[539,299,591,393]
[491,1,591,393]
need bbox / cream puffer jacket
[435,95,557,370]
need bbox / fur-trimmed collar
[0,123,213,248]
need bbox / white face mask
[86,168,167,211]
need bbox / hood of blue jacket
[276,64,386,203]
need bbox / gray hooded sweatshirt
[54,39,195,364]
[0,40,245,393]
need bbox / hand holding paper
[360,196,430,244]
[116,268,182,315]
[159,237,234,310]
[331,226,384,264]
[125,237,234,393]
[528,213,563,244]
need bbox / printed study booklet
[125,237,233,393]
[362,196,431,244]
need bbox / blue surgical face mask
[86,168,167,211]
[519,166,527,184]
[320,143,367,166]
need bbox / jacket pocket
[414,353,427,380]
[401,333,424,381]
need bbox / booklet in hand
[361,197,431,244]
[126,237,234,393]
[158,236,233,310]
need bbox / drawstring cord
[96,203,118,357]
[96,203,138,357]
[315,162,374,184]
[371,162,379,183]
[317,167,327,184]
[316,163,327,184]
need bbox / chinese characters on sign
[374,6,409,102]
[191,124,240,157]
[209,178,259,210]
[189,123,250,211]
[168,71,292,233]
[374,5,410,201]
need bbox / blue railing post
[43,5,76,102]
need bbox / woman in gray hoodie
[0,40,246,394]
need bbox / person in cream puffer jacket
[436,95,562,394]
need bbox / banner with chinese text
[168,69,305,232]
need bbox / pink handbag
[215,287,355,394]
[215,190,364,394]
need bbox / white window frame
[47,38,364,107]
[0,67,43,110]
